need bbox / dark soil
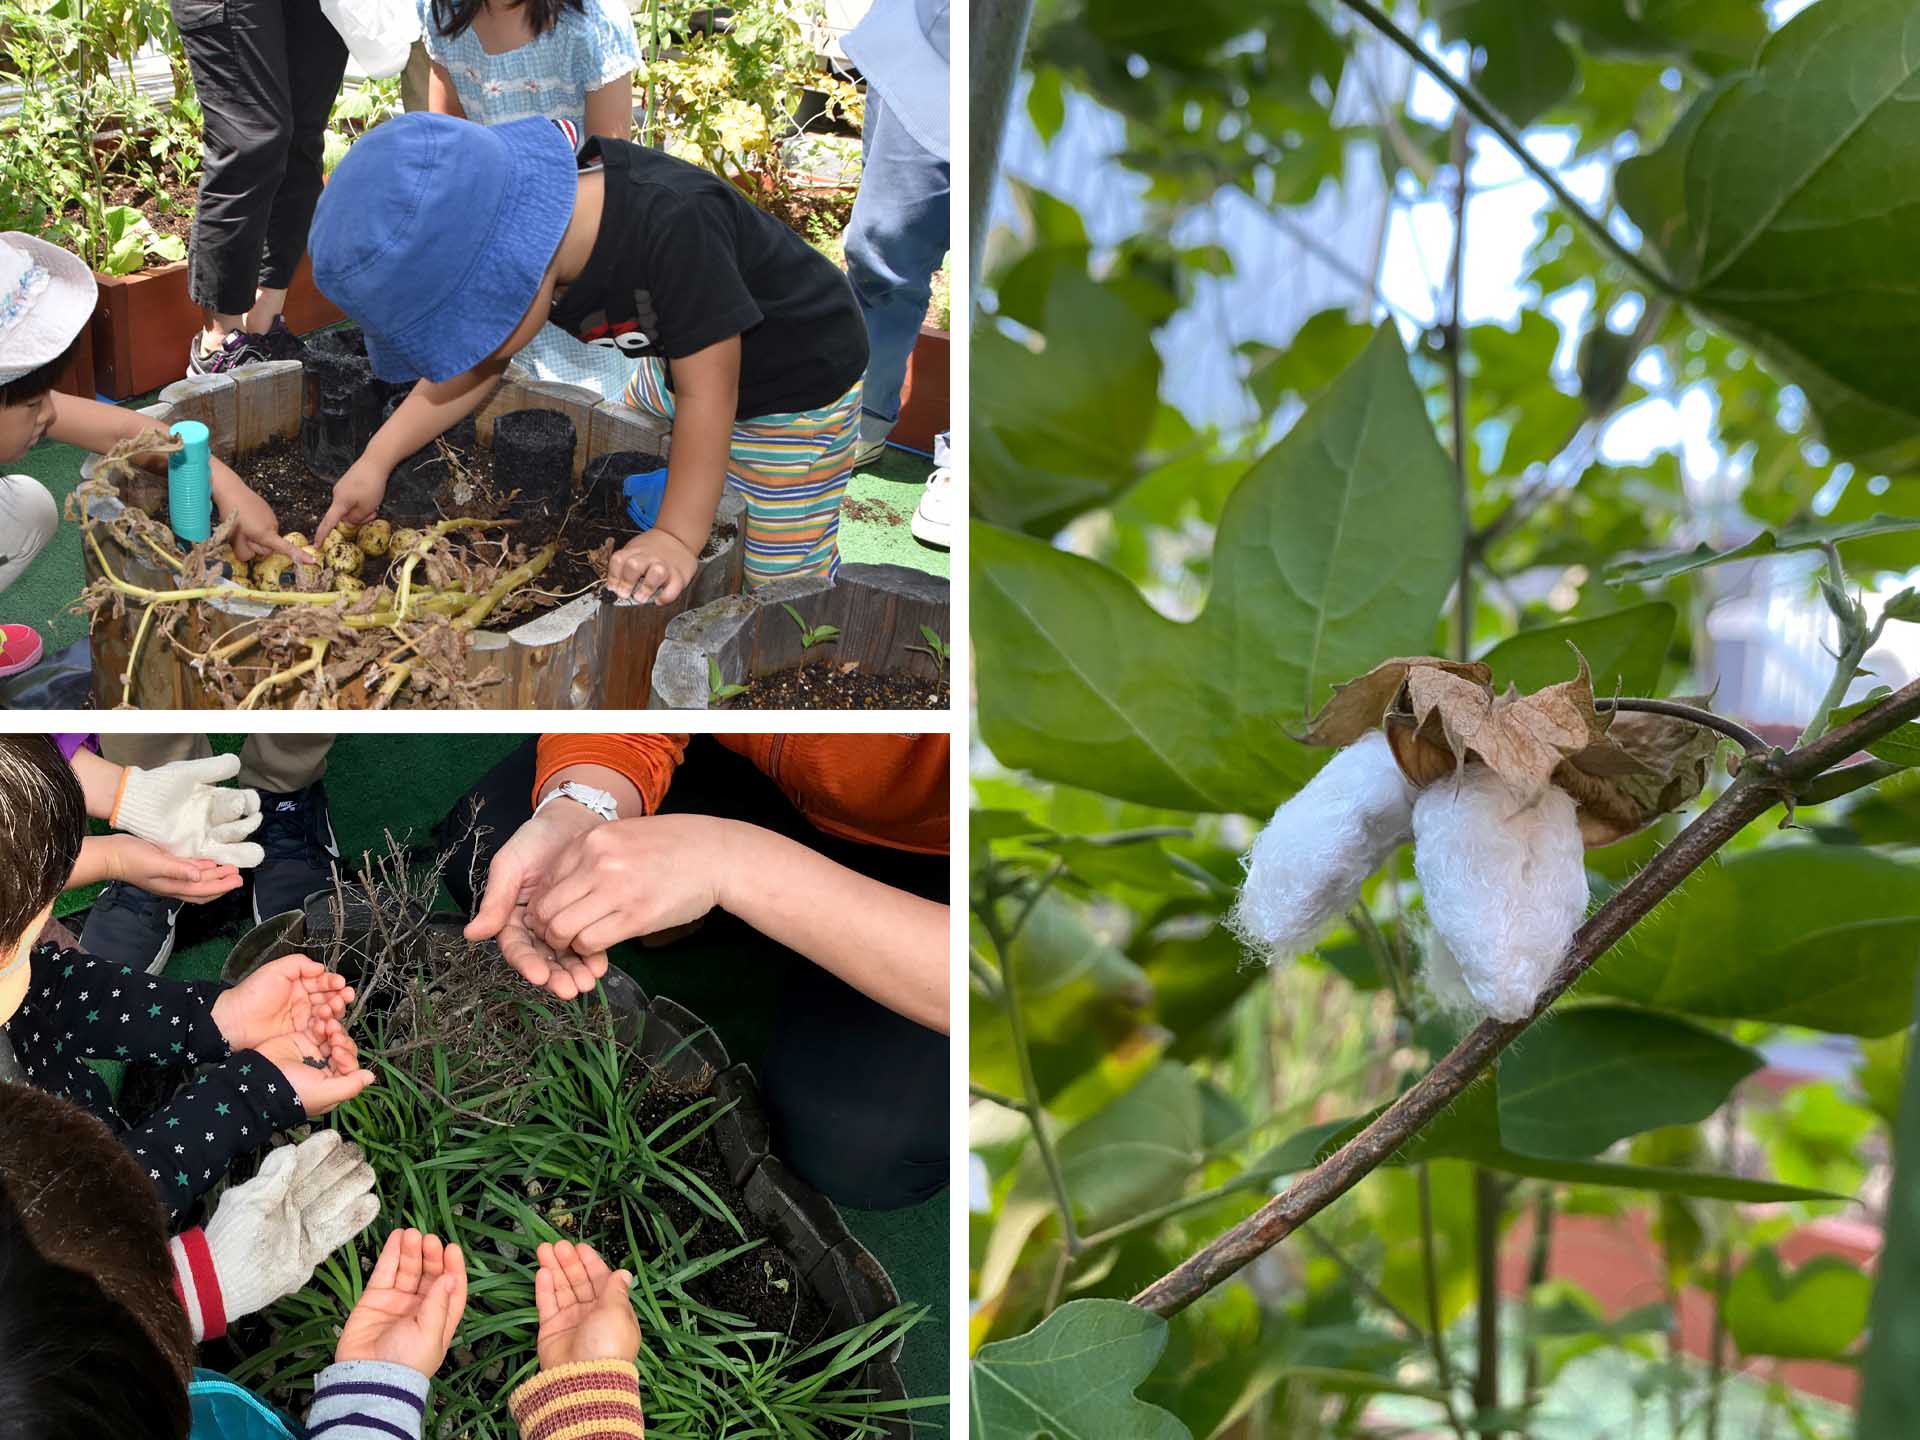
[841,496,905,527]
[58,170,197,246]
[629,1079,830,1344]
[723,660,948,710]
[231,433,731,618]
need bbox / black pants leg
[171,0,346,314]
[440,738,949,1210]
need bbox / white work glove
[112,753,265,867]
[168,1130,380,1342]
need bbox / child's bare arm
[607,338,737,604]
[47,393,295,559]
[584,76,633,141]
[427,61,466,118]
[317,359,506,543]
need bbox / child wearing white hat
[0,233,298,677]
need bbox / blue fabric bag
[189,1369,303,1440]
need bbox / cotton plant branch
[1334,0,1673,299]
[1131,674,1920,1317]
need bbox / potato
[215,547,248,588]
[335,575,366,597]
[357,519,393,556]
[324,535,364,577]
[254,554,294,590]
[282,531,310,550]
[333,520,360,542]
[389,527,423,559]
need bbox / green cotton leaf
[1605,514,1920,585]
[1055,1062,1206,1230]
[1241,308,1376,413]
[1585,845,1920,1036]
[1725,1249,1871,1361]
[1858,979,1920,1429]
[1476,603,1676,696]
[1429,0,1577,125]
[1495,1006,1761,1160]
[1617,0,1920,472]
[973,266,1162,536]
[972,1299,1190,1440]
[973,325,1461,814]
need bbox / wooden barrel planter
[223,895,911,1436]
[81,361,745,709]
[650,563,950,709]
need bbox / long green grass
[227,987,935,1438]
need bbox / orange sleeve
[534,735,690,816]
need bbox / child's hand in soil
[215,474,302,562]
[256,1021,374,1116]
[607,529,696,606]
[336,1228,468,1378]
[466,794,610,1000]
[317,456,392,546]
[213,954,353,1052]
[525,816,723,964]
[97,835,243,902]
[534,1241,640,1369]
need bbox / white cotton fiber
[1229,731,1414,963]
[1411,763,1588,1023]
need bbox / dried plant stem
[240,638,329,709]
[119,603,157,708]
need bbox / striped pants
[622,361,860,588]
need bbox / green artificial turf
[3,403,946,656]
[58,731,950,1423]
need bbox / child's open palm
[256,1021,374,1116]
[211,954,352,1051]
[535,1241,641,1369]
[336,1229,468,1377]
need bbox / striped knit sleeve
[307,1360,430,1440]
[508,1360,646,1438]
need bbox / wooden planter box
[90,253,343,400]
[81,361,746,709]
[223,896,912,1436]
[892,325,948,454]
[650,562,949,709]
[49,328,98,399]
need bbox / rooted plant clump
[220,843,926,1439]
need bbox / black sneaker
[187,330,268,376]
[257,315,308,362]
[251,780,342,923]
[78,882,183,974]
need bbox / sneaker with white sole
[250,780,341,922]
[912,467,952,549]
[851,436,890,471]
[0,623,43,678]
[79,881,183,974]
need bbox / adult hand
[112,752,265,867]
[335,1229,468,1377]
[97,835,243,902]
[534,1241,640,1369]
[215,472,300,562]
[607,529,696,606]
[316,456,392,547]
[257,1022,374,1116]
[212,954,353,1052]
[464,797,609,999]
[525,815,726,961]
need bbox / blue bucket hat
[309,113,576,384]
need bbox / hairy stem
[1418,1165,1471,1440]
[1597,697,1767,754]
[1131,679,1920,1317]
[1334,0,1672,297]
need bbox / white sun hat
[0,232,99,387]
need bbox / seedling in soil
[906,625,949,674]
[781,602,841,649]
[708,654,750,702]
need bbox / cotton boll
[1412,764,1587,1023]
[1229,731,1414,963]
[1414,925,1479,1021]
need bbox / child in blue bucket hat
[308,113,869,603]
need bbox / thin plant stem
[1798,544,1884,747]
[1520,1184,1555,1419]
[1130,677,1920,1316]
[970,1083,1021,1109]
[1418,1164,1472,1440]
[1473,1166,1503,1427]
[1299,1223,1428,1344]
[1447,110,1472,663]
[1333,0,1673,297]
[1796,758,1905,805]
[1597,698,1767,755]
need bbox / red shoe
[0,624,44,677]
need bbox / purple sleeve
[51,734,98,761]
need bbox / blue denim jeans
[843,91,950,448]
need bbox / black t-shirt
[549,138,869,419]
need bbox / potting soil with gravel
[723,661,950,710]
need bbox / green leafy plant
[707,654,749,702]
[781,601,841,649]
[906,625,948,674]
[970,0,1920,1433]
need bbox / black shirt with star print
[10,945,306,1224]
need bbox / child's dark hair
[0,1085,193,1438]
[429,0,584,41]
[0,737,87,949]
[0,333,82,408]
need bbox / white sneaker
[852,436,890,471]
[912,467,953,549]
